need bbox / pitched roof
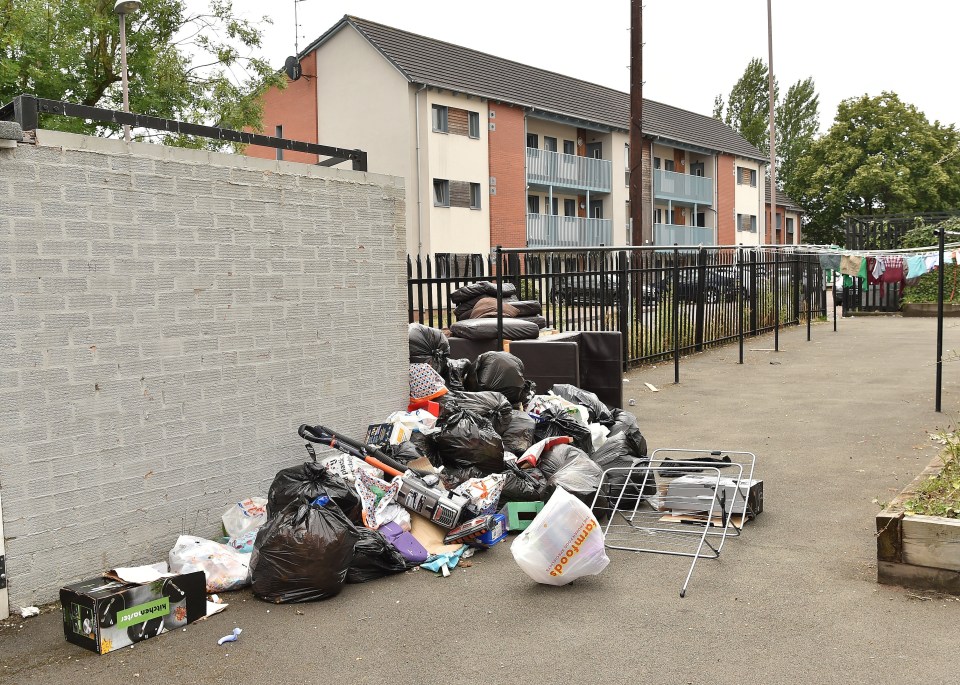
[302,16,767,162]
[768,189,803,211]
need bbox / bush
[902,264,960,304]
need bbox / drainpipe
[414,84,427,254]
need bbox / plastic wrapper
[267,461,363,524]
[222,497,267,539]
[475,351,533,405]
[251,496,360,603]
[534,409,594,455]
[346,528,410,584]
[353,469,403,529]
[445,358,478,392]
[502,410,536,454]
[546,452,607,512]
[499,466,548,503]
[510,487,609,586]
[549,384,614,425]
[590,423,610,451]
[449,318,540,342]
[434,407,505,474]
[320,455,384,485]
[169,535,251,592]
[408,323,450,375]
[606,408,648,458]
[450,281,517,304]
[453,473,507,514]
[443,390,513,434]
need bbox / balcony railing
[526,148,612,193]
[527,214,613,247]
[654,223,716,246]
[654,169,713,205]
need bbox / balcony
[527,214,613,248]
[654,169,713,205]
[526,148,612,194]
[654,223,716,246]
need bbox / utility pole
[766,0,777,245]
[629,0,643,246]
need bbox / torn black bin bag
[450,281,517,305]
[434,407,505,475]
[251,495,360,603]
[442,390,513,434]
[590,433,656,512]
[267,461,362,524]
[475,351,535,405]
[533,409,594,455]
[408,323,450,375]
[501,410,536,455]
[549,384,613,425]
[346,527,410,584]
[383,441,424,467]
[444,358,478,392]
[499,465,548,503]
[606,408,648,458]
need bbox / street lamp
[114,0,142,142]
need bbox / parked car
[548,274,621,305]
[666,267,745,304]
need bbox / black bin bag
[409,323,450,375]
[443,390,513,435]
[499,466,548,503]
[607,408,648,458]
[445,358,478,392]
[475,351,534,405]
[544,450,608,513]
[501,410,536,455]
[251,496,360,603]
[434,407,505,475]
[590,433,655,513]
[533,409,594,455]
[267,461,362,524]
[549,384,613,425]
[346,528,409,584]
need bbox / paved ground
[2,315,959,685]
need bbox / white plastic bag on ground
[222,497,267,538]
[510,487,609,586]
[169,535,251,592]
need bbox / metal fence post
[495,245,504,351]
[673,249,680,384]
[599,250,608,331]
[774,248,780,352]
[406,255,415,324]
[618,250,629,372]
[738,249,745,364]
[749,249,758,335]
[694,246,707,352]
[806,256,812,342]
[792,253,801,325]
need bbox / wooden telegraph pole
[629,0,643,246]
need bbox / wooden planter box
[901,303,960,317]
[876,455,960,594]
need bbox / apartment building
[248,16,771,255]
[766,190,804,245]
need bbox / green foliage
[904,433,960,518]
[901,265,960,304]
[777,77,819,202]
[793,92,960,245]
[714,58,777,155]
[901,216,960,249]
[0,0,284,148]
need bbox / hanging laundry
[880,256,905,284]
[840,254,863,277]
[924,254,940,271]
[866,257,885,285]
[857,257,869,283]
[905,254,930,285]
[818,253,842,272]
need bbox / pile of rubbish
[447,281,546,341]
[76,322,649,633]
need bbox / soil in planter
[904,438,960,518]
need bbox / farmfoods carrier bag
[510,487,609,586]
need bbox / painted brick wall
[716,153,736,245]
[0,131,408,607]
[488,104,526,248]
[246,51,319,165]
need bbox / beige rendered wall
[734,157,763,246]
[608,130,629,246]
[315,26,414,252]
[525,119,579,150]
[424,90,490,255]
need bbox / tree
[0,0,283,147]
[776,77,819,200]
[713,57,776,155]
[793,92,960,244]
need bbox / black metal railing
[408,246,827,372]
[0,94,368,170]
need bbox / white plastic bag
[222,497,267,538]
[169,535,251,592]
[510,487,609,586]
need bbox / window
[737,214,757,232]
[275,125,283,161]
[776,213,782,229]
[432,105,448,132]
[469,183,481,209]
[589,200,603,219]
[563,140,575,155]
[549,197,559,215]
[468,111,480,138]
[786,217,795,234]
[527,195,540,214]
[564,199,576,217]
[654,208,663,224]
[664,159,675,172]
[697,212,706,228]
[737,166,757,187]
[654,157,661,170]
[751,215,757,232]
[544,136,557,152]
[586,142,602,159]
[624,144,630,169]
[433,179,449,207]
[526,133,538,149]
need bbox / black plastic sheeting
[475,351,534,405]
[251,497,359,603]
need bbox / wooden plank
[878,560,960,595]
[875,512,903,563]
[900,515,960,572]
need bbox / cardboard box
[666,475,763,518]
[60,571,206,654]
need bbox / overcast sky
[197,0,958,132]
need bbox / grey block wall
[0,131,408,607]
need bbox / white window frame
[432,105,448,133]
[468,111,480,139]
[433,179,449,207]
